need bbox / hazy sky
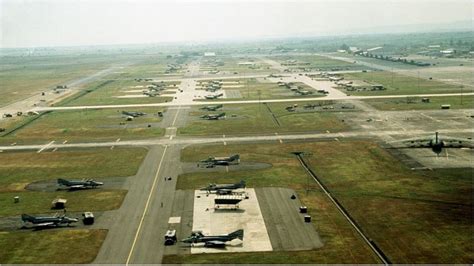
[1,0,472,48]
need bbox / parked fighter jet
[205,93,224,99]
[181,229,244,247]
[58,178,103,190]
[304,103,319,109]
[201,180,246,194]
[200,154,240,166]
[200,112,226,120]
[122,111,146,117]
[200,104,223,111]
[296,90,313,95]
[143,91,160,97]
[392,132,473,156]
[206,87,220,93]
[21,213,78,227]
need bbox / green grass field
[304,142,473,263]
[0,54,118,107]
[0,147,147,191]
[341,71,469,95]
[169,141,473,263]
[363,95,474,110]
[1,108,166,143]
[0,190,127,217]
[0,229,106,263]
[178,103,348,136]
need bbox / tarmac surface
[191,188,273,254]
[256,187,323,251]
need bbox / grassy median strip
[0,229,107,264]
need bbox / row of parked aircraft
[21,178,104,228]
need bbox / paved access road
[1,127,472,152]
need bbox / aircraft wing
[402,139,432,147]
[390,138,432,148]
[441,138,474,148]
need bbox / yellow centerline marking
[126,145,168,265]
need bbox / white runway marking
[37,141,55,153]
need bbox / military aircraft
[200,154,240,166]
[181,229,244,247]
[201,180,246,194]
[200,112,226,120]
[200,104,223,111]
[58,178,103,190]
[296,90,313,95]
[205,93,224,99]
[329,76,343,82]
[143,91,160,97]
[304,103,319,109]
[206,87,221,92]
[122,111,146,117]
[21,213,78,228]
[392,132,473,156]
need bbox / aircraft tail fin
[219,112,226,117]
[21,214,35,222]
[435,132,439,143]
[229,229,244,240]
[230,154,240,161]
[239,180,246,188]
[57,178,69,185]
